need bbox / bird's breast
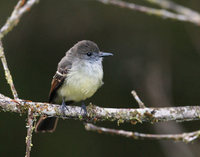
[58,61,103,102]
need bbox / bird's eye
[87,52,92,56]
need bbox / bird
[35,40,113,133]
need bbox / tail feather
[35,116,58,133]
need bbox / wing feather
[48,71,67,103]
[48,55,72,103]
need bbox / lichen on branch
[1,93,200,125]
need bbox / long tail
[35,116,58,133]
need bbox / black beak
[99,52,113,57]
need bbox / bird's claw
[60,99,69,117]
[81,102,87,117]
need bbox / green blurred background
[1,0,200,157]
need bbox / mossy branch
[1,93,200,125]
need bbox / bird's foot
[81,102,87,117]
[60,98,69,117]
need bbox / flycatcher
[35,40,113,132]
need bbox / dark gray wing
[48,55,72,103]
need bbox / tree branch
[147,0,200,19]
[25,108,35,157]
[0,1,39,157]
[85,123,200,143]
[0,0,38,99]
[0,41,18,99]
[0,0,39,39]
[85,89,200,143]
[97,0,200,26]
[1,93,200,124]
[131,90,145,108]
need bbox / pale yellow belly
[57,70,103,102]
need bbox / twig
[25,108,35,157]
[146,0,200,20]
[0,0,38,99]
[85,123,200,143]
[0,41,18,99]
[1,93,200,124]
[131,90,145,108]
[0,0,39,39]
[97,0,200,26]
[0,1,39,157]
